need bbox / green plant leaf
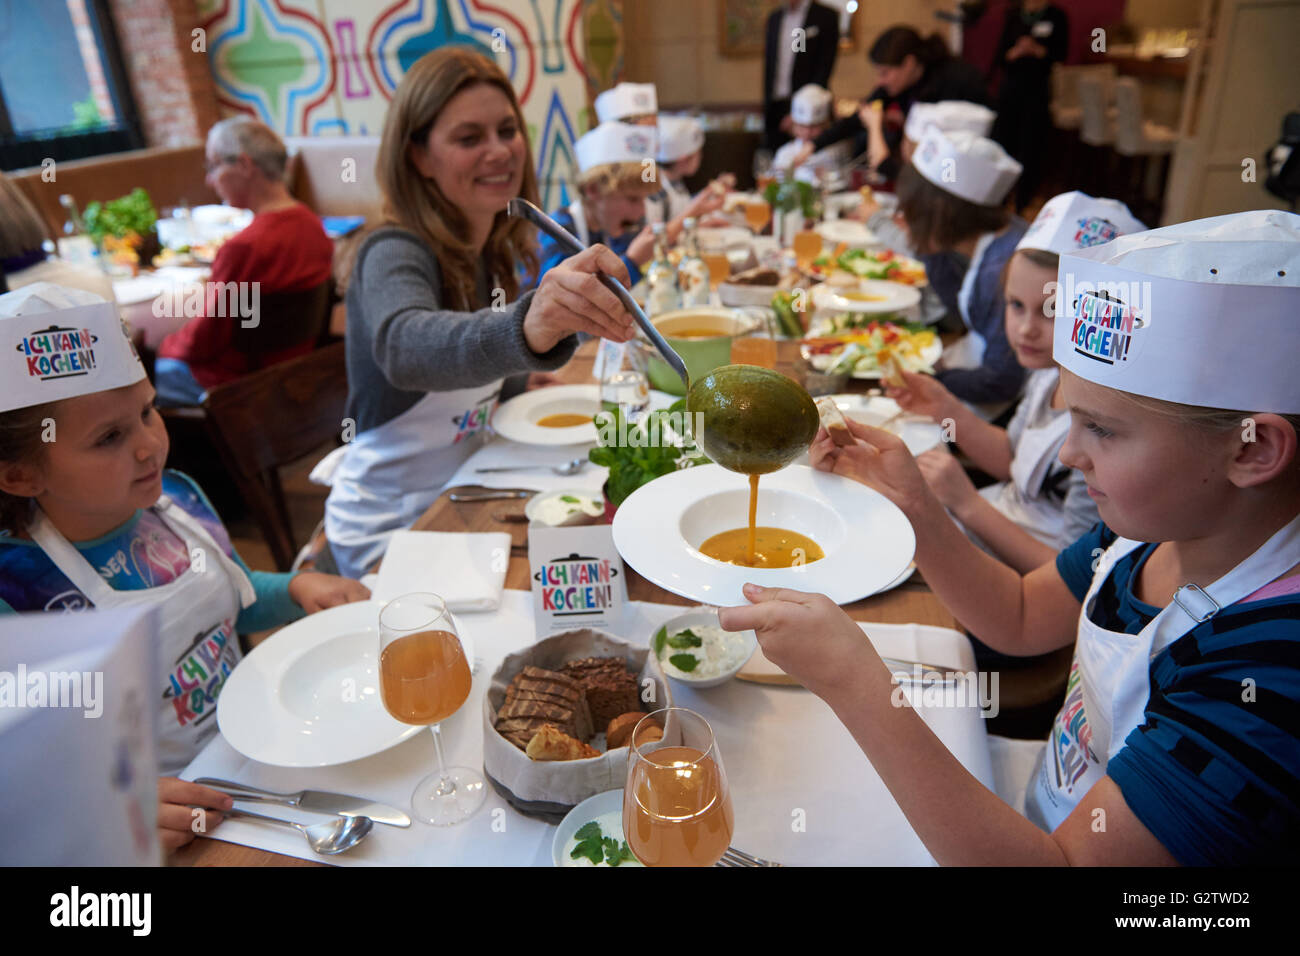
[667,628,702,649]
[669,653,699,672]
[652,626,667,657]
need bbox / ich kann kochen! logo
[1069,289,1141,365]
[18,325,99,380]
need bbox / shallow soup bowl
[646,308,756,396]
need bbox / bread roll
[605,711,646,750]
[815,396,854,446]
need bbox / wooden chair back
[229,280,332,371]
[199,341,347,570]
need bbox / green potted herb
[83,187,160,267]
[588,399,708,518]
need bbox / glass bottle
[675,217,711,309]
[645,222,679,317]
[772,170,803,250]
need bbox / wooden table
[175,339,958,866]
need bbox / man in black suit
[763,1,841,151]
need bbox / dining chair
[192,341,348,570]
[229,279,333,371]
[1113,77,1177,224]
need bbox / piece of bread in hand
[525,724,600,761]
[878,347,907,390]
[815,396,855,446]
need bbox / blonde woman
[321,47,636,578]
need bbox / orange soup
[699,527,824,568]
[536,413,592,428]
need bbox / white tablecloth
[183,590,995,866]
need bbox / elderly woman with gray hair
[154,116,334,405]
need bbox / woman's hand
[807,415,932,517]
[915,445,978,514]
[289,572,371,614]
[158,777,233,853]
[525,371,564,389]
[719,584,874,699]
[525,244,638,352]
[884,369,958,424]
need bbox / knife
[195,777,411,828]
[446,485,536,502]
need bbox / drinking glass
[752,149,774,191]
[744,200,771,236]
[623,708,733,867]
[731,307,779,368]
[378,592,484,826]
[792,229,823,269]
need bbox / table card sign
[528,523,627,638]
[0,605,162,866]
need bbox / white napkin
[373,531,511,612]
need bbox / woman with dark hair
[791,26,989,180]
[318,47,638,578]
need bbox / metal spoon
[222,806,373,855]
[507,198,689,388]
[476,458,587,476]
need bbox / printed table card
[528,523,627,638]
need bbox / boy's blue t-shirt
[0,470,301,633]
[1055,523,1300,865]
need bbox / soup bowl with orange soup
[645,308,757,396]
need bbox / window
[0,0,143,171]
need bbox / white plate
[827,393,943,456]
[612,464,915,606]
[217,600,475,768]
[803,331,944,381]
[812,279,922,315]
[815,219,879,250]
[697,226,752,252]
[552,790,643,867]
[492,385,602,446]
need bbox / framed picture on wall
[717,0,860,57]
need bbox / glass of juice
[623,708,734,867]
[378,592,484,826]
[730,308,779,368]
[744,200,771,236]
[701,251,731,289]
[792,229,823,269]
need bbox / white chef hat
[791,85,833,126]
[1019,191,1147,255]
[594,83,658,123]
[576,122,658,173]
[0,282,145,413]
[656,114,705,163]
[904,100,996,144]
[911,126,1022,207]
[1054,210,1300,413]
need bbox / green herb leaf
[669,653,699,672]
[571,821,606,864]
[619,841,637,863]
[666,628,702,649]
[560,495,579,503]
[652,626,667,657]
[602,837,625,865]
[574,821,602,842]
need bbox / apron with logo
[323,381,503,578]
[944,230,999,371]
[1025,513,1300,831]
[29,497,256,775]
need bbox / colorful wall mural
[198,0,625,209]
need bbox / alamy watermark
[0,665,103,718]
[152,280,261,328]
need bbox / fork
[716,846,782,867]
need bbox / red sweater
[158,203,333,388]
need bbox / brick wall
[108,0,220,148]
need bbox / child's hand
[916,445,978,514]
[719,584,872,699]
[686,186,726,220]
[289,572,371,613]
[625,224,656,267]
[158,777,232,853]
[885,370,957,424]
[807,417,931,517]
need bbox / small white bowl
[650,608,757,689]
[552,789,641,867]
[524,488,605,527]
[717,281,780,309]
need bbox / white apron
[323,381,502,578]
[568,199,591,246]
[1025,513,1300,831]
[29,497,256,775]
[977,371,1072,547]
[943,230,999,371]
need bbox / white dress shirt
[773,0,812,100]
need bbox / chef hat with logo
[911,126,1022,207]
[576,122,658,173]
[1,282,145,413]
[594,83,658,123]
[791,85,833,126]
[656,114,705,163]
[1018,191,1147,255]
[1054,210,1300,413]
[904,100,996,144]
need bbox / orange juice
[729,335,778,368]
[624,747,734,866]
[792,229,822,267]
[379,630,472,725]
[744,200,771,234]
[702,252,730,288]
